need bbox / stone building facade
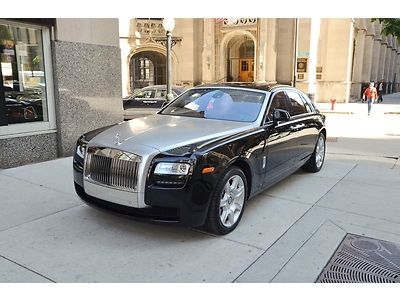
[120,18,399,103]
[0,19,123,168]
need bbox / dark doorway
[130,51,166,92]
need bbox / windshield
[160,88,266,122]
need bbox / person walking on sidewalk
[377,79,384,103]
[363,82,378,115]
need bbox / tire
[302,132,326,173]
[204,167,247,235]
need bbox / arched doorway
[226,36,255,82]
[130,51,166,91]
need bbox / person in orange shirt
[363,82,378,115]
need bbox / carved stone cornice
[221,18,257,30]
[134,19,182,48]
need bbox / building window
[0,20,55,137]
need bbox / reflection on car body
[123,85,186,120]
[74,83,326,235]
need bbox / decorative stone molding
[222,18,257,28]
[134,19,182,48]
[136,19,165,36]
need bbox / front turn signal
[202,167,215,174]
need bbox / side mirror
[273,109,290,126]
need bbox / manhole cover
[316,234,400,283]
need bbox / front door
[239,59,254,82]
[263,91,298,187]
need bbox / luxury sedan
[123,85,186,119]
[73,83,326,235]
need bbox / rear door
[286,90,319,161]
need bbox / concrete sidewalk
[316,92,400,115]
[1,141,400,282]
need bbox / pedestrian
[377,79,384,103]
[363,82,378,115]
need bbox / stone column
[201,19,215,83]
[383,35,392,91]
[351,19,365,101]
[119,18,132,97]
[257,18,268,82]
[396,53,400,92]
[265,19,277,83]
[54,19,123,156]
[361,20,374,85]
[370,22,381,82]
[307,17,320,102]
[390,44,397,93]
[345,19,355,103]
[377,35,387,83]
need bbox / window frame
[0,20,56,139]
[264,90,291,124]
[286,90,309,117]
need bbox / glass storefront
[0,21,53,131]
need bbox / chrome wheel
[219,175,245,228]
[315,134,325,168]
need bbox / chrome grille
[84,148,141,191]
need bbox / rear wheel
[302,133,326,173]
[204,167,247,235]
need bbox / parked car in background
[74,83,326,235]
[5,98,43,124]
[123,85,186,119]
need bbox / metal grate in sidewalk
[316,234,400,283]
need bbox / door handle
[290,123,305,131]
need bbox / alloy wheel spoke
[227,208,235,225]
[220,207,229,223]
[220,194,229,208]
[233,185,244,198]
[230,177,238,191]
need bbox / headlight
[75,137,88,159]
[154,162,190,175]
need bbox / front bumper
[74,182,180,223]
[73,156,214,227]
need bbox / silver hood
[89,114,255,154]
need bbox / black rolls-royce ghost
[73,83,326,235]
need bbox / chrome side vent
[84,148,141,191]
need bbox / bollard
[330,97,336,110]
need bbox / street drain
[316,234,400,283]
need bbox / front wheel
[204,167,247,235]
[302,132,326,173]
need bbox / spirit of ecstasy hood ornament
[115,133,122,145]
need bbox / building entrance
[130,51,166,91]
[226,37,254,82]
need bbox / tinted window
[160,88,266,122]
[299,93,315,113]
[287,91,308,116]
[266,91,290,121]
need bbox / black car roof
[195,82,290,92]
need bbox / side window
[155,89,167,98]
[287,91,308,116]
[299,93,315,113]
[135,90,154,99]
[266,91,290,122]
